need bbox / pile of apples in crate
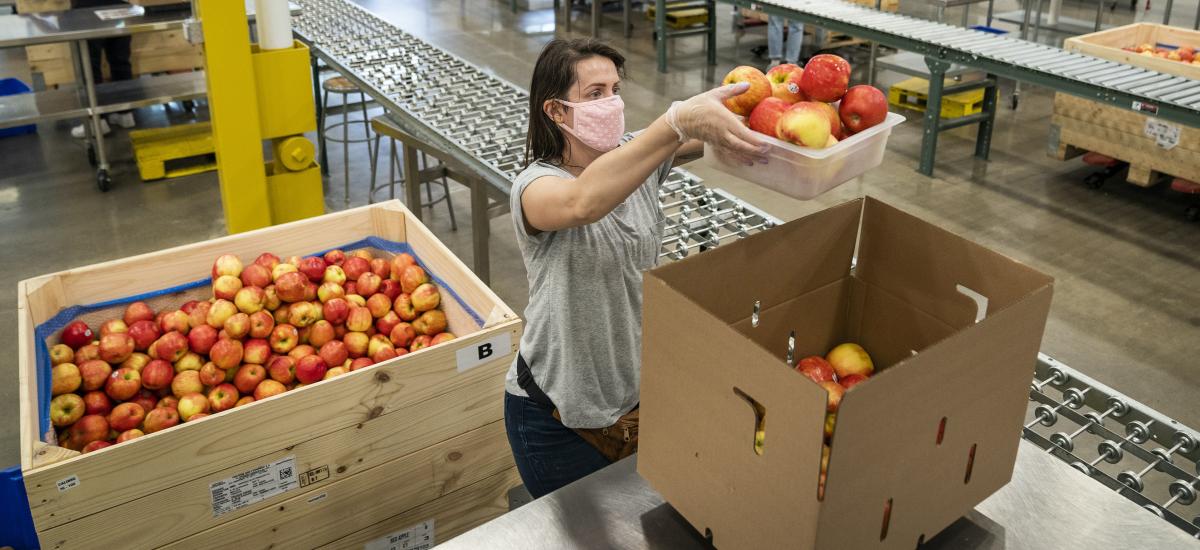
[1122,43,1200,65]
[47,250,456,453]
[721,54,889,148]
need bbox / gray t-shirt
[505,150,672,429]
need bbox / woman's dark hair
[525,38,625,167]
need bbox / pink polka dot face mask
[556,95,625,153]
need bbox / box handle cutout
[917,534,926,547]
[734,387,767,456]
[751,300,760,328]
[955,284,989,323]
[936,417,947,445]
[785,330,796,368]
[964,443,977,484]
[880,498,893,540]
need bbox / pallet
[646,2,709,29]
[16,201,523,549]
[888,77,984,119]
[129,122,216,181]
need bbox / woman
[504,38,767,498]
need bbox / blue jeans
[768,15,803,63]
[504,392,611,499]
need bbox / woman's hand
[667,83,770,165]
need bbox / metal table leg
[868,0,883,86]
[592,0,600,37]
[403,142,423,221]
[564,0,572,33]
[656,0,667,72]
[314,52,329,177]
[624,0,631,38]
[975,75,999,161]
[470,179,491,284]
[918,57,950,177]
[77,40,110,191]
[511,0,517,13]
[705,0,716,66]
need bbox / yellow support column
[198,0,272,233]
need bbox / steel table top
[442,441,1200,549]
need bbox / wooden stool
[369,115,457,230]
[319,76,374,206]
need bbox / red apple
[272,304,291,326]
[343,332,369,358]
[366,293,392,318]
[288,301,320,328]
[797,356,836,384]
[212,254,244,279]
[777,102,833,148]
[248,310,276,339]
[128,319,161,351]
[430,332,456,346]
[819,380,845,413]
[270,324,299,353]
[116,429,144,443]
[81,440,113,454]
[240,263,273,289]
[288,344,315,360]
[379,279,402,300]
[323,249,346,266]
[317,282,345,304]
[186,324,217,356]
[413,310,447,336]
[79,360,113,391]
[198,361,227,387]
[409,335,432,351]
[52,363,82,396]
[224,312,251,339]
[253,379,287,401]
[263,286,281,311]
[410,283,441,312]
[235,396,255,408]
[242,338,270,365]
[105,367,141,401]
[50,394,86,427]
[234,286,267,314]
[82,390,112,416]
[389,253,416,280]
[153,331,189,362]
[275,271,308,303]
[319,340,349,368]
[272,262,299,282]
[212,275,244,302]
[839,373,868,389]
[295,355,328,384]
[210,338,244,370]
[75,342,100,363]
[177,392,210,422]
[839,84,888,134]
[302,280,319,302]
[128,389,158,414]
[143,406,180,433]
[308,320,336,348]
[369,257,389,278]
[140,359,174,390]
[388,323,416,348]
[349,357,374,371]
[123,301,156,326]
[255,252,281,270]
[346,306,373,332]
[346,292,365,307]
[766,63,806,104]
[208,383,239,412]
[399,265,428,294]
[800,54,851,102]
[324,366,348,380]
[49,344,75,366]
[267,355,297,384]
[721,65,772,116]
[747,97,791,138]
[159,310,190,335]
[66,414,109,450]
[98,332,135,364]
[207,299,238,329]
[187,301,212,330]
[375,311,401,337]
[357,272,382,298]
[61,321,94,349]
[157,395,180,410]
[343,256,371,281]
[812,101,846,140]
[322,298,350,326]
[99,319,128,337]
[393,293,417,321]
[234,364,267,394]
[107,402,146,432]
[298,256,327,282]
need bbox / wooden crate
[16,0,69,12]
[25,29,204,87]
[1052,23,1200,186]
[17,200,523,549]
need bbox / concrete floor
[1,0,1197,470]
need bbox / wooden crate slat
[35,373,505,549]
[1052,119,1200,185]
[158,421,514,549]
[1054,94,1200,153]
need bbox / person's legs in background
[104,37,136,129]
[785,20,804,65]
[767,15,784,68]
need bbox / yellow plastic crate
[129,122,216,181]
[646,2,709,28]
[888,77,984,119]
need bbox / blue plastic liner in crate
[0,78,37,138]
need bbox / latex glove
[666,83,770,166]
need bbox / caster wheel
[1186,205,1199,222]
[1084,173,1106,189]
[97,169,111,192]
[87,145,97,167]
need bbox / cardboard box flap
[651,199,861,324]
[856,197,1052,330]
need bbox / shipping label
[209,455,299,517]
[56,475,80,493]
[455,332,512,373]
[1144,119,1180,150]
[364,520,435,550]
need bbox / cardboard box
[638,197,1053,549]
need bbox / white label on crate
[56,475,80,493]
[209,455,299,518]
[456,332,512,373]
[1144,119,1180,150]
[95,6,143,20]
[364,519,435,550]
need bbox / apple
[128,320,161,351]
[324,366,348,380]
[157,395,180,410]
[839,373,868,389]
[272,262,299,282]
[819,380,845,413]
[323,249,346,266]
[747,97,791,138]
[263,286,281,311]
[413,310,447,336]
[346,306,373,332]
[177,392,210,422]
[308,320,335,348]
[386,322,416,348]
[351,249,374,261]
[295,355,328,384]
[322,298,350,325]
[826,343,874,378]
[799,54,851,102]
[275,271,308,303]
[124,301,156,326]
[61,321,95,349]
[212,275,244,302]
[298,256,327,283]
[100,319,128,337]
[174,351,203,373]
[120,352,150,373]
[323,265,347,287]
[238,264,271,290]
[766,63,806,104]
[399,265,429,294]
[411,283,441,312]
[107,402,145,432]
[393,294,417,321]
[344,332,369,358]
[318,340,349,368]
[366,293,393,318]
[317,282,345,304]
[212,254,244,279]
[209,338,244,370]
[105,367,141,401]
[49,344,75,366]
[389,253,416,280]
[253,379,287,401]
[288,344,316,360]
[141,359,174,390]
[207,299,238,329]
[273,304,291,326]
[116,429,144,443]
[349,357,374,371]
[75,343,100,364]
[52,363,82,396]
[198,361,226,386]
[304,281,319,302]
[223,312,251,339]
[777,102,832,148]
[187,301,212,330]
[812,101,846,140]
[82,390,112,416]
[81,440,112,454]
[183,324,216,356]
[410,335,432,351]
[143,407,180,433]
[839,85,888,135]
[343,256,370,281]
[721,65,772,116]
[288,301,320,328]
[154,331,189,363]
[371,346,398,363]
[234,364,267,394]
[376,280,401,302]
[797,356,836,384]
[247,310,276,340]
[235,396,255,408]
[79,360,113,391]
[49,393,86,427]
[159,310,190,335]
[128,389,158,414]
[234,286,267,315]
[254,252,281,270]
[355,272,381,298]
[430,332,456,346]
[346,293,366,307]
[98,332,135,364]
[366,257,389,278]
[824,412,836,440]
[67,414,110,450]
[375,311,401,337]
[207,383,239,412]
[181,300,202,315]
[270,324,300,353]
[237,340,266,366]
[267,355,297,384]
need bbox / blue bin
[970,25,1009,35]
[0,465,38,550]
[0,78,38,138]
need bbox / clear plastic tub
[703,111,905,200]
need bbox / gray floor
[1,0,1197,470]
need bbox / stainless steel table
[442,441,1200,549]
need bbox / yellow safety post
[197,0,324,233]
